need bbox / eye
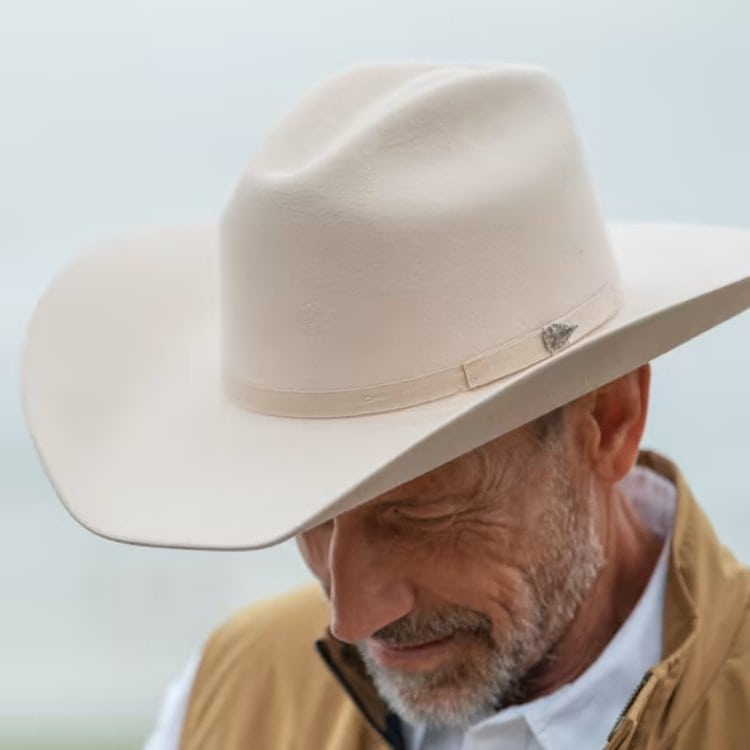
[387,497,461,527]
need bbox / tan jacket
[180,450,750,749]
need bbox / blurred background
[2,0,749,747]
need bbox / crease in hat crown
[220,62,622,418]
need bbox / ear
[581,364,651,483]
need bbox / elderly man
[22,62,750,749]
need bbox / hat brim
[21,222,750,549]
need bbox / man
[21,62,750,749]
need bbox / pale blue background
[1,0,748,746]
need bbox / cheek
[426,523,542,625]
[403,523,520,595]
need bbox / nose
[327,511,414,643]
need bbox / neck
[520,485,664,702]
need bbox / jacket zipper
[605,669,653,746]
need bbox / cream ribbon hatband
[224,283,620,418]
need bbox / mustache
[371,607,493,647]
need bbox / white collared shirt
[144,464,677,750]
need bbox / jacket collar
[315,635,405,748]
[608,450,750,747]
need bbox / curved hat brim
[21,222,750,549]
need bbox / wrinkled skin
[297,365,663,729]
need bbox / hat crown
[220,62,621,416]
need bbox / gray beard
[357,615,538,729]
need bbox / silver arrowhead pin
[542,322,578,353]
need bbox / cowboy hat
[21,61,750,549]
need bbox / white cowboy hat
[21,61,750,550]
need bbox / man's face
[297,417,604,729]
